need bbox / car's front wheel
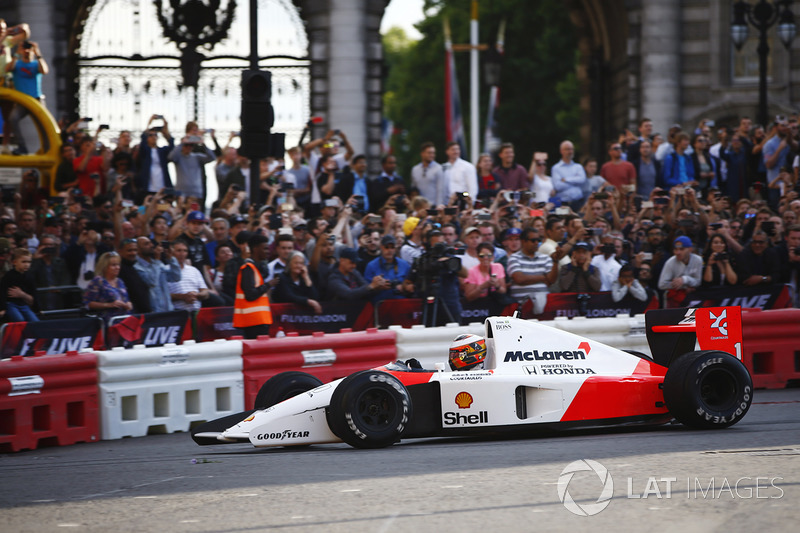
[326,370,412,449]
[663,350,753,429]
[254,371,324,410]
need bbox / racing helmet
[449,334,487,371]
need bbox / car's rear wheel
[254,371,324,410]
[663,350,752,429]
[326,370,412,449]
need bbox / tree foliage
[383,0,581,178]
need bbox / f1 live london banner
[194,302,374,341]
[0,317,103,358]
[680,284,791,310]
[105,310,191,349]
[534,292,658,321]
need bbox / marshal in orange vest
[233,261,273,329]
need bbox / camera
[230,184,243,192]
[761,221,776,236]
[600,243,616,255]
[458,192,470,211]
[42,246,57,255]
[710,222,723,230]
[585,228,603,237]
[715,252,729,262]
[576,293,591,317]
[1,185,15,204]
[411,242,463,300]
[594,192,609,200]
[395,194,406,209]
[279,182,295,193]
[352,195,365,212]
[654,197,670,206]
[444,207,457,216]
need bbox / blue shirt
[363,255,411,302]
[133,256,181,313]
[13,59,42,98]
[352,172,369,212]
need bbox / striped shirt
[168,264,208,311]
[507,250,553,302]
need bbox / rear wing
[644,306,743,368]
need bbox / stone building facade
[2,0,798,163]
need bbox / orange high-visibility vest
[233,261,273,328]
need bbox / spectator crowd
[2,20,800,332]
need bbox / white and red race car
[192,306,753,449]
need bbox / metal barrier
[0,351,99,452]
[96,339,244,440]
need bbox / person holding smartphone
[6,39,49,155]
[0,19,30,154]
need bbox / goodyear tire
[663,350,753,429]
[254,371,324,410]
[325,370,412,449]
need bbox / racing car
[191,306,753,449]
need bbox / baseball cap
[462,226,480,237]
[229,214,247,226]
[380,234,397,246]
[403,216,420,236]
[502,227,522,240]
[292,218,308,230]
[187,211,207,223]
[573,241,591,251]
[673,236,693,248]
[339,247,359,262]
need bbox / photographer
[6,39,48,155]
[169,135,215,200]
[558,241,601,293]
[408,227,468,326]
[64,223,112,290]
[702,233,738,288]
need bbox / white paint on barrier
[8,375,44,396]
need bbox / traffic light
[239,69,273,160]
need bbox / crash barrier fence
[2,284,791,358]
[241,328,398,409]
[739,308,800,389]
[0,351,98,453]
[95,339,244,441]
[2,308,797,451]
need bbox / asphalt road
[1,388,798,533]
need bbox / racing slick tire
[663,350,753,429]
[325,370,412,449]
[254,371,324,410]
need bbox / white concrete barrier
[97,339,244,440]
[550,314,650,355]
[390,322,485,369]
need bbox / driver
[449,333,487,371]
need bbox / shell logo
[455,391,473,409]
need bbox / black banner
[680,284,791,310]
[535,292,658,321]
[1,318,103,358]
[105,310,190,349]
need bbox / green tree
[383,0,581,178]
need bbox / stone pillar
[328,0,367,156]
[640,0,681,133]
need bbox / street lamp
[731,0,796,127]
